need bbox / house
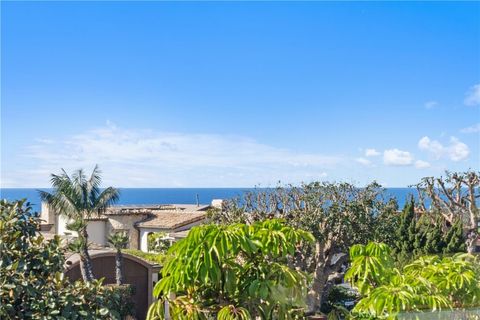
[40,202,221,251]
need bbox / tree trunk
[116,249,123,285]
[306,241,328,314]
[80,228,95,282]
[307,262,328,314]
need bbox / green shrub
[124,249,167,265]
[0,199,128,319]
[345,242,480,318]
[104,284,136,318]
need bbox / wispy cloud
[424,101,438,109]
[418,136,470,161]
[414,160,431,169]
[7,123,343,187]
[464,84,480,106]
[461,123,480,134]
[365,148,380,157]
[383,149,414,166]
[356,157,372,166]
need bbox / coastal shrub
[146,219,314,319]
[0,199,129,319]
[124,249,168,264]
[345,242,480,318]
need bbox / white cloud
[449,137,470,161]
[414,160,431,169]
[365,148,380,157]
[383,149,414,166]
[356,157,372,166]
[418,136,470,161]
[6,124,343,187]
[418,136,443,159]
[464,84,480,106]
[461,123,480,134]
[424,101,438,109]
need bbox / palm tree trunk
[80,228,95,282]
[116,249,123,285]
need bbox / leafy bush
[345,242,480,318]
[147,219,315,319]
[124,249,168,264]
[0,199,131,319]
[104,284,136,318]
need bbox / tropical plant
[0,199,131,319]
[209,182,399,313]
[147,231,171,253]
[345,242,480,319]
[146,219,315,319]
[39,165,119,282]
[108,231,129,285]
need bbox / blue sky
[1,1,479,188]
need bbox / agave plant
[39,165,119,282]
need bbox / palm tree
[39,165,119,282]
[108,231,129,285]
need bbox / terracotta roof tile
[136,211,206,229]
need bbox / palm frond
[40,166,118,220]
[94,187,120,212]
[108,231,129,250]
[38,189,80,219]
[87,165,102,208]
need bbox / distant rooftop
[136,211,206,230]
[105,203,211,215]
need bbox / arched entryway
[65,250,157,320]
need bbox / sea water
[0,188,418,213]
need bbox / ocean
[0,188,418,213]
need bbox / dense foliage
[209,182,399,312]
[147,219,314,319]
[39,165,119,282]
[394,198,466,265]
[0,199,132,319]
[345,242,480,318]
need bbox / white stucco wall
[57,214,76,236]
[40,202,56,225]
[87,221,106,246]
[56,215,106,246]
